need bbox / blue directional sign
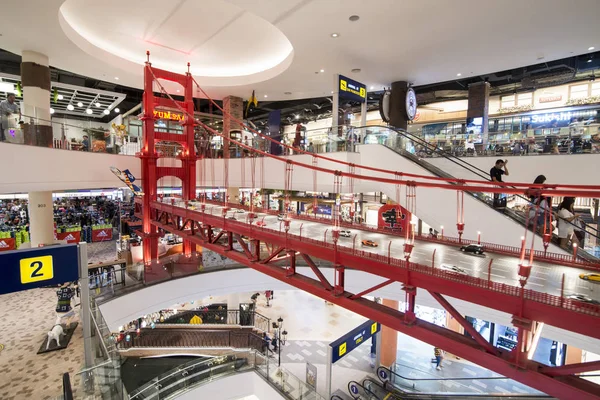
[0,245,79,295]
[330,319,381,363]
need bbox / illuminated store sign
[530,110,596,124]
[539,95,562,103]
[153,110,185,121]
[339,74,366,103]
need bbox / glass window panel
[501,95,515,108]
[591,82,600,96]
[570,84,589,100]
[517,93,533,105]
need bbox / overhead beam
[350,279,395,300]
[300,253,333,291]
[540,360,600,377]
[429,291,499,356]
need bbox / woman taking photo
[557,197,581,248]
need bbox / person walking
[490,159,509,209]
[434,347,444,370]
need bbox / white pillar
[21,51,51,125]
[28,191,55,247]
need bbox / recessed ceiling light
[589,47,595,51]
[103,109,110,115]
[114,108,120,113]
[77,102,83,107]
[588,59,593,63]
[331,91,334,94]
[349,15,360,21]
[457,73,462,77]
[67,104,74,111]
[295,114,300,119]
[50,108,55,114]
[115,77,119,80]
[57,94,64,100]
[351,68,361,73]
[369,86,374,90]
[331,33,339,38]
[86,109,93,115]
[264,94,268,98]
[95,102,101,107]
[320,69,325,73]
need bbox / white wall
[99,267,600,354]
[50,117,110,141]
[0,142,139,193]
[175,372,284,400]
[427,153,600,186]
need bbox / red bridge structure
[135,55,600,399]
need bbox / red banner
[92,228,113,242]
[377,204,410,233]
[0,238,15,252]
[57,231,81,244]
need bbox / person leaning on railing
[0,93,20,142]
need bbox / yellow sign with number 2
[20,256,54,284]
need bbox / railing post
[487,259,493,288]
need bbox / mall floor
[0,240,117,400]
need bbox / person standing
[0,93,20,142]
[490,159,509,209]
[82,135,90,151]
[307,142,314,153]
[434,347,444,370]
[557,197,581,249]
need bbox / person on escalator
[525,175,551,233]
[490,159,509,209]
[434,347,444,370]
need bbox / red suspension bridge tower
[139,54,197,267]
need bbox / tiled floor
[0,240,116,400]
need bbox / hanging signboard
[330,319,380,363]
[377,204,410,233]
[0,245,79,295]
[338,74,367,103]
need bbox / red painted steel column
[182,70,197,257]
[403,285,417,324]
[380,298,399,367]
[334,265,345,296]
[140,61,159,271]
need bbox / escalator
[356,125,599,258]
[372,365,552,400]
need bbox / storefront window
[569,83,589,100]
[500,94,515,108]
[517,92,533,106]
[591,82,600,97]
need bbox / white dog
[47,324,64,350]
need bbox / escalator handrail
[362,126,600,249]
[388,126,600,239]
[348,380,382,400]
[378,365,511,383]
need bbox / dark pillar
[389,81,409,130]
[466,82,491,145]
[21,51,53,147]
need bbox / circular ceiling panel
[59,0,294,85]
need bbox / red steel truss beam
[233,234,253,260]
[429,291,499,356]
[539,360,600,377]
[300,253,334,291]
[349,279,395,300]
[149,217,600,399]
[149,202,600,341]
[262,246,285,264]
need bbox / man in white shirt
[0,93,20,141]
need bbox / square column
[466,82,491,145]
[222,96,243,158]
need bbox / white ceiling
[1,0,599,101]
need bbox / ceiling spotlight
[50,108,55,114]
[369,86,374,90]
[331,33,339,38]
[77,102,83,107]
[457,73,462,76]
[295,114,300,119]
[115,77,119,80]
[320,69,325,73]
[103,109,110,115]
[57,94,64,100]
[331,91,334,94]
[86,109,93,115]
[264,94,268,98]
[95,102,101,107]
[349,15,360,22]
[177,89,180,93]
[67,104,74,111]
[351,68,361,73]
[588,59,593,63]
[589,47,595,51]
[114,108,120,113]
